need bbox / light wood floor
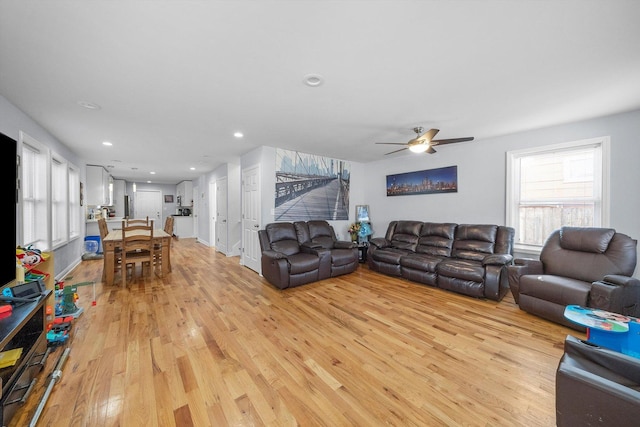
[11,237,583,427]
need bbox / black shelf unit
[0,291,52,426]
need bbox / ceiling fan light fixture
[409,144,429,153]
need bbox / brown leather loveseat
[258,221,358,289]
[368,221,515,301]
[508,226,639,329]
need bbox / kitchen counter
[86,217,124,223]
[173,215,194,238]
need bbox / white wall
[361,109,640,277]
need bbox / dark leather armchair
[294,220,359,278]
[258,222,329,289]
[508,227,638,329]
[556,335,640,426]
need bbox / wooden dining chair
[154,216,174,273]
[120,219,154,287]
[98,218,124,281]
[126,216,149,226]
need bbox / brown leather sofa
[508,227,638,329]
[294,220,359,278]
[258,221,358,289]
[368,221,515,301]
[556,335,640,426]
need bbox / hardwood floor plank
[9,237,583,426]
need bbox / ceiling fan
[376,127,474,155]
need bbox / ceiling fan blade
[384,147,409,155]
[426,146,436,154]
[416,128,440,142]
[375,142,409,146]
[430,137,474,146]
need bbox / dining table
[102,228,172,286]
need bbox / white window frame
[51,152,69,248]
[19,131,51,251]
[506,136,610,255]
[68,163,81,241]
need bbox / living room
[2,1,640,425]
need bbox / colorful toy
[54,281,96,318]
[46,316,73,346]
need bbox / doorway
[242,165,261,273]
[135,190,162,226]
[209,180,216,248]
[215,177,228,254]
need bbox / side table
[564,305,640,358]
[357,243,368,263]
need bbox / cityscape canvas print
[275,149,351,221]
[386,165,458,196]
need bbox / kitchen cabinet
[176,181,193,207]
[112,179,126,217]
[173,215,194,238]
[86,165,113,206]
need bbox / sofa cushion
[372,248,411,265]
[400,253,443,273]
[519,274,591,306]
[452,224,498,261]
[286,253,321,274]
[266,223,301,256]
[390,221,422,251]
[415,222,456,257]
[560,226,616,253]
[330,248,358,267]
[437,258,485,282]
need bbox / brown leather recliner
[258,222,330,289]
[294,220,359,278]
[508,227,639,329]
[556,335,640,426]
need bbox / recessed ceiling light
[102,141,112,146]
[150,171,156,175]
[146,180,151,184]
[190,167,195,171]
[303,74,324,87]
[78,101,101,110]
[234,132,243,138]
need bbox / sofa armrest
[602,275,640,288]
[262,249,286,260]
[512,258,544,273]
[334,240,356,249]
[589,275,640,317]
[482,254,513,266]
[301,242,323,251]
[507,258,544,304]
[369,237,389,249]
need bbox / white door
[135,190,162,227]
[208,181,216,248]
[215,177,228,254]
[242,165,261,273]
[192,184,199,240]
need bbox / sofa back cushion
[416,223,457,257]
[306,220,336,249]
[389,221,423,252]
[559,226,615,253]
[266,222,301,256]
[452,224,498,261]
[541,227,637,281]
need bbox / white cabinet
[86,165,113,206]
[112,179,126,216]
[173,215,194,238]
[176,180,193,206]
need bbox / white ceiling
[2,0,640,184]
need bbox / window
[506,137,610,253]
[51,153,69,248]
[68,164,81,240]
[20,132,50,251]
